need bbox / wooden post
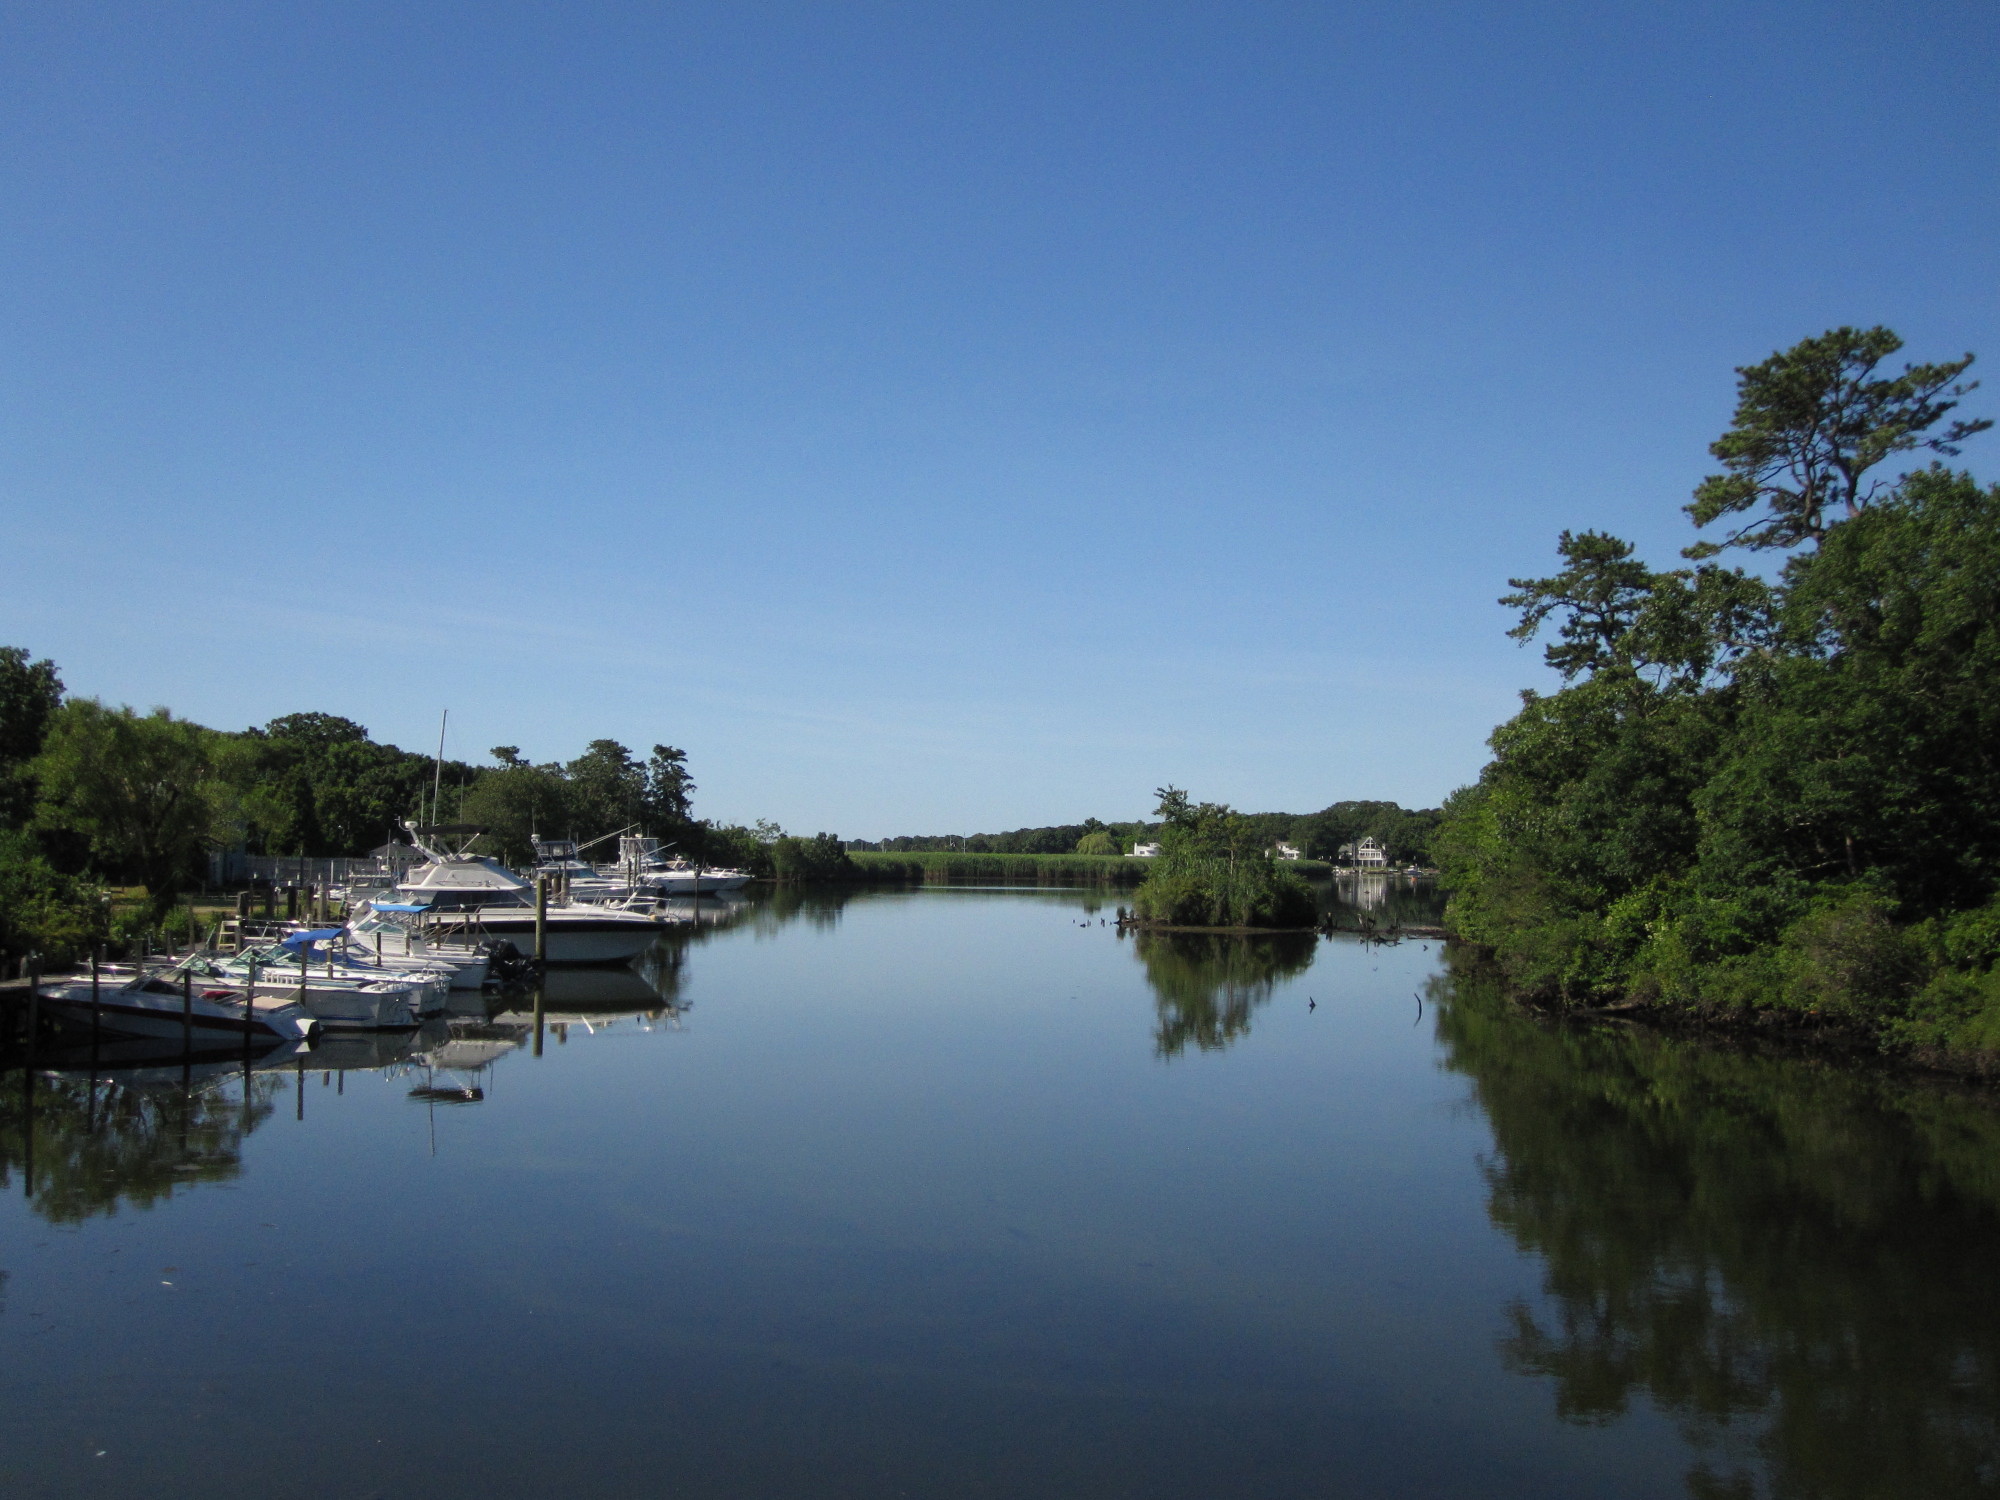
[535,875,548,968]
[24,955,41,1066]
[245,956,260,1043]
[90,945,101,1039]
[181,965,192,1051]
[21,958,36,1199]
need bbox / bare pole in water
[23,954,38,1198]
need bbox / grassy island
[1438,327,2000,1069]
[1129,788,1319,930]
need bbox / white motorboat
[615,836,753,894]
[399,825,666,965]
[34,965,318,1046]
[333,907,495,990]
[534,835,754,898]
[176,945,439,1031]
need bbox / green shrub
[0,829,106,967]
[1132,829,1317,928]
[770,833,855,882]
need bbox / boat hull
[36,982,316,1045]
[423,912,663,965]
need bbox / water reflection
[1434,956,2000,1499]
[1130,876,1443,1059]
[1320,870,1446,926]
[0,1057,287,1224]
[1134,932,1317,1057]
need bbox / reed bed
[845,851,1152,887]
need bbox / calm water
[2,883,1997,1499]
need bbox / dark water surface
[2,885,1996,1498]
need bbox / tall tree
[0,647,64,829]
[33,701,222,913]
[644,744,696,829]
[1501,531,1660,680]
[566,739,647,839]
[1686,326,1990,555]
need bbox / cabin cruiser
[341,905,495,990]
[396,825,666,965]
[533,835,754,899]
[34,963,319,1046]
[615,836,753,895]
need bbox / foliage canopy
[1442,327,2000,1059]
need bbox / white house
[1338,836,1390,868]
[1130,842,1161,858]
[1273,842,1303,861]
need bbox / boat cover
[281,927,348,950]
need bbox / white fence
[206,852,418,886]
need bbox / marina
[3,882,1997,1498]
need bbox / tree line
[0,671,797,962]
[851,800,1442,864]
[1437,326,2000,1062]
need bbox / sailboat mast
[432,709,448,829]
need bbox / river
[1,881,1994,1498]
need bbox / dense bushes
[769,832,856,882]
[1131,789,1318,928]
[0,829,105,967]
[1440,327,2000,1062]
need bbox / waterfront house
[1338,837,1390,868]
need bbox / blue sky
[2,1,1995,836]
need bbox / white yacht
[618,836,754,894]
[396,825,666,965]
[533,835,753,898]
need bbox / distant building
[1338,837,1390,868]
[1273,842,1303,860]
[1131,842,1161,858]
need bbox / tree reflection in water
[1434,956,2000,1499]
[1134,931,1317,1057]
[0,1066,280,1225]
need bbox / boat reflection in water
[493,955,691,1039]
[0,1040,304,1224]
[0,947,699,1220]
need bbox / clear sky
[2,1,1995,837]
